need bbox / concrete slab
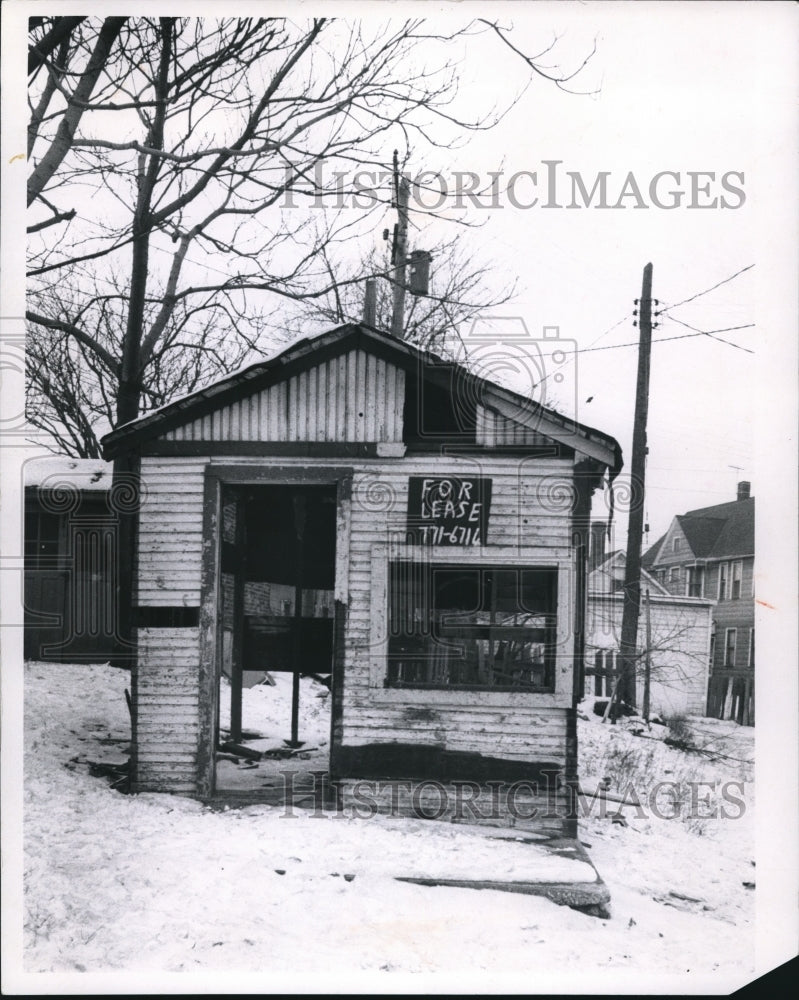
[396,837,611,917]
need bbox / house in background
[24,457,124,664]
[585,532,714,719]
[642,483,755,724]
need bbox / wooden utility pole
[643,586,652,722]
[617,262,653,715]
[390,150,410,339]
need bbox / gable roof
[589,549,669,596]
[645,496,754,565]
[681,497,754,558]
[101,323,623,472]
[641,533,665,569]
[675,514,727,557]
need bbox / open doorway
[215,483,337,795]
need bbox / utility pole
[617,262,653,716]
[390,150,410,339]
[643,586,652,722]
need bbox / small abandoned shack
[102,323,622,836]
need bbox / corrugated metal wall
[476,405,553,447]
[161,350,405,443]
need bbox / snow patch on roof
[24,457,113,491]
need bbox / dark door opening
[215,483,337,794]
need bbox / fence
[706,669,754,726]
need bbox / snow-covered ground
[10,661,758,993]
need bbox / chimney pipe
[737,481,751,501]
[589,521,607,570]
[362,278,377,328]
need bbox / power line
[661,315,755,354]
[662,263,754,312]
[552,324,756,356]
[586,312,633,348]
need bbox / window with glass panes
[387,563,558,691]
[24,508,62,566]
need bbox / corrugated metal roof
[101,323,623,473]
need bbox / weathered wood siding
[134,451,580,801]
[134,458,208,791]
[339,457,577,773]
[136,627,201,793]
[161,350,405,444]
[138,458,206,606]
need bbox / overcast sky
[393,1,780,549]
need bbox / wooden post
[230,490,246,743]
[288,494,307,748]
[643,586,652,722]
[390,152,409,340]
[617,263,653,715]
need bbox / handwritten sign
[406,476,491,545]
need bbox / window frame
[368,544,574,708]
[386,561,559,693]
[724,627,737,668]
[718,562,729,600]
[24,506,64,568]
[730,560,743,600]
[686,565,704,598]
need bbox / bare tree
[27,276,256,457]
[26,15,595,653]
[587,599,712,720]
[282,235,517,356]
[27,16,594,433]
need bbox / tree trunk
[27,17,126,206]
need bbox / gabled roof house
[643,483,755,724]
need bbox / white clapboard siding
[338,458,576,763]
[138,457,207,605]
[136,628,201,791]
[587,595,712,717]
[339,706,569,764]
[160,351,405,443]
[134,449,580,792]
[136,453,576,607]
[344,456,575,550]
